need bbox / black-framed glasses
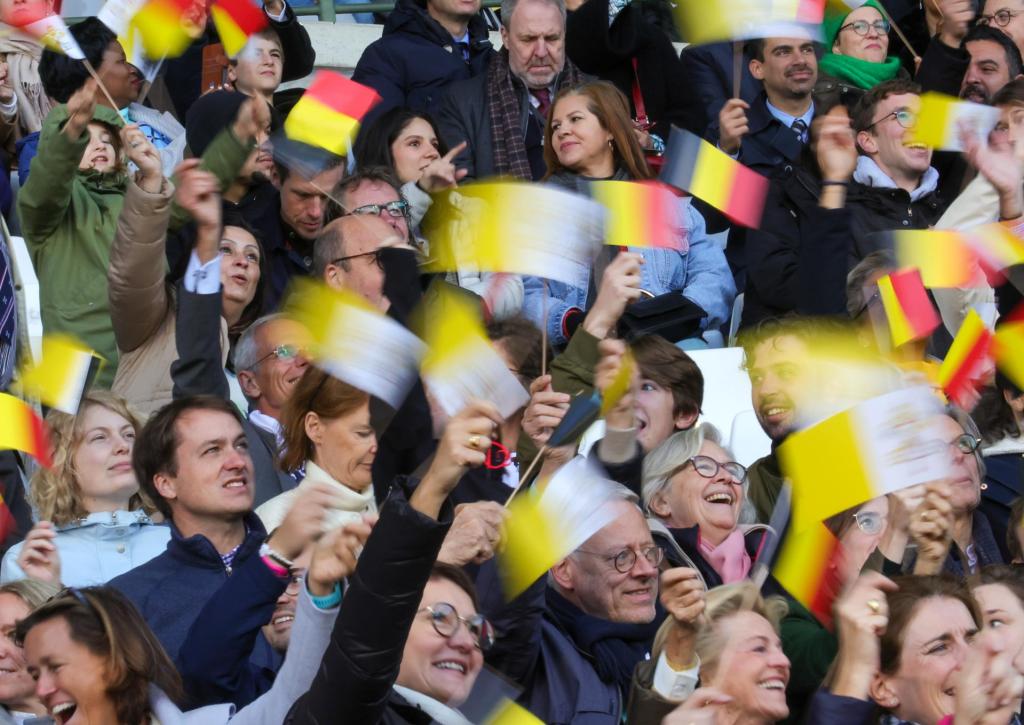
[852,511,887,535]
[978,8,1019,27]
[839,18,891,36]
[348,200,409,219]
[419,603,495,651]
[946,433,982,456]
[865,108,917,131]
[251,343,301,370]
[330,250,384,270]
[576,545,665,573]
[285,569,307,595]
[683,455,747,483]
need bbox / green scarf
[818,52,902,90]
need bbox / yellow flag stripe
[877,275,915,347]
[284,95,359,156]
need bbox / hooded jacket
[353,0,494,129]
[18,103,126,388]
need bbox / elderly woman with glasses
[641,423,755,587]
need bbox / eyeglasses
[348,200,409,219]
[576,545,665,573]
[978,8,1019,27]
[852,511,887,535]
[419,603,495,651]
[854,288,882,319]
[946,433,981,456]
[250,343,301,370]
[330,250,383,270]
[683,455,747,483]
[865,108,917,131]
[285,570,307,595]
[839,18,891,36]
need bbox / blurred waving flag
[660,127,768,228]
[876,269,940,347]
[16,335,101,415]
[779,385,950,533]
[773,522,844,627]
[500,457,621,599]
[422,181,604,285]
[131,0,196,58]
[284,280,424,409]
[994,317,1024,389]
[908,93,1001,151]
[893,230,979,287]
[285,71,381,156]
[415,284,529,420]
[590,180,682,249]
[674,0,823,44]
[939,309,993,409]
[210,0,268,58]
[21,15,85,58]
[0,393,51,468]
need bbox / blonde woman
[0,578,59,723]
[0,391,169,587]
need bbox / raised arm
[264,0,316,82]
[108,127,174,354]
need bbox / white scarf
[392,685,473,725]
[854,155,940,202]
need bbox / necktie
[0,238,16,391]
[533,88,552,120]
[791,118,808,142]
[453,40,470,63]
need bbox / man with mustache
[959,25,1023,105]
[437,0,584,180]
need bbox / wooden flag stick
[875,2,920,66]
[82,58,120,111]
[135,56,166,108]
[504,444,547,506]
[732,40,743,99]
[541,278,550,377]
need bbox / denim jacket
[522,178,735,347]
[0,510,170,587]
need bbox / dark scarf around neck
[545,586,663,696]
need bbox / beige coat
[108,179,228,419]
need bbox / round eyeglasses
[865,108,917,131]
[978,8,1019,27]
[576,545,665,573]
[685,455,747,483]
[839,18,891,36]
[946,433,981,456]
[250,344,301,370]
[419,602,495,651]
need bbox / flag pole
[541,279,549,377]
[875,2,920,66]
[504,444,547,506]
[82,58,120,111]
[732,40,743,99]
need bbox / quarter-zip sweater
[109,512,266,662]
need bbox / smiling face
[554,501,659,624]
[342,179,411,241]
[974,583,1024,671]
[77,123,117,174]
[25,617,116,725]
[0,594,41,715]
[960,39,1014,104]
[72,404,139,513]
[396,577,484,706]
[549,93,615,177]
[153,409,255,523]
[219,226,261,311]
[857,92,931,187]
[96,41,139,109]
[750,37,817,103]
[501,0,565,90]
[306,399,376,492]
[875,596,978,724]
[238,318,310,420]
[747,334,808,443]
[704,611,791,722]
[391,117,442,185]
[635,378,697,453]
[649,440,744,545]
[834,5,890,63]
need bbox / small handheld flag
[590,181,682,249]
[22,15,85,58]
[16,334,101,415]
[285,71,381,156]
[131,0,196,58]
[939,309,993,409]
[909,92,1000,152]
[660,127,768,228]
[876,269,940,348]
[0,393,51,468]
[210,0,268,58]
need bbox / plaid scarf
[486,49,584,179]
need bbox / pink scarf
[700,528,752,583]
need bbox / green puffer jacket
[19,103,127,389]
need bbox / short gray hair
[501,0,566,30]
[846,249,895,318]
[233,313,286,374]
[641,423,722,512]
[313,223,346,279]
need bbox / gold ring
[867,599,881,614]
[468,434,482,449]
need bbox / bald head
[315,215,404,309]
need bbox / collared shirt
[765,99,814,142]
[453,30,471,62]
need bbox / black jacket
[565,0,688,139]
[741,166,852,327]
[980,444,1024,561]
[845,176,947,259]
[677,42,762,138]
[353,0,494,130]
[285,489,453,725]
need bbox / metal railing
[292,0,500,22]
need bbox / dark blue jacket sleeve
[170,283,230,400]
[177,551,289,708]
[805,690,877,724]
